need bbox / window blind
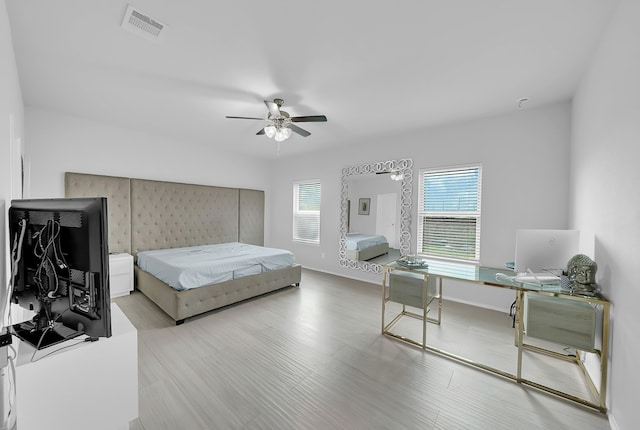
[417,165,482,262]
[293,180,321,244]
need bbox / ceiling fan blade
[290,115,327,123]
[226,116,265,120]
[256,128,265,135]
[289,124,311,137]
[264,100,282,118]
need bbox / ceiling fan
[376,170,404,181]
[226,98,327,142]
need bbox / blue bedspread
[137,242,295,290]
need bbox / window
[293,180,321,244]
[417,165,482,262]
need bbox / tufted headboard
[239,189,265,245]
[131,178,240,254]
[64,172,265,256]
[65,172,132,254]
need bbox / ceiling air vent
[121,5,166,41]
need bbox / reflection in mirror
[348,175,400,260]
[339,159,413,274]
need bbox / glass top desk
[381,259,610,413]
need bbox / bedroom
[1,1,639,430]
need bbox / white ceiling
[7,1,618,160]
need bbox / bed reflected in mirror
[346,173,402,265]
[339,159,413,274]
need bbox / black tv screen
[8,197,111,349]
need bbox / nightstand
[108,252,134,298]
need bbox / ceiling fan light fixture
[390,171,404,181]
[268,124,293,142]
[264,125,276,138]
[274,128,287,142]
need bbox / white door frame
[376,193,397,248]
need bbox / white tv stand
[14,303,138,430]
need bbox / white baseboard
[300,265,380,286]
[609,414,619,430]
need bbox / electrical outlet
[0,331,12,347]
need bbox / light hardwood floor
[114,268,611,430]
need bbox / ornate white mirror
[339,158,413,274]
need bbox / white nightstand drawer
[109,253,134,298]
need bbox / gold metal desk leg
[437,277,443,325]
[381,269,388,334]
[599,301,610,410]
[422,274,428,348]
[515,290,524,381]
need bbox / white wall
[270,102,572,311]
[24,107,274,243]
[1,0,24,307]
[571,1,640,428]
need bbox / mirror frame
[339,158,413,274]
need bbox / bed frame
[346,243,389,261]
[65,172,301,324]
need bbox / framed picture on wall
[358,198,370,215]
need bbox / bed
[65,173,301,324]
[346,233,389,261]
[136,242,296,291]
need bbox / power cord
[30,336,98,363]
[4,345,17,430]
[5,220,27,328]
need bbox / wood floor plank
[138,378,211,430]
[115,268,611,430]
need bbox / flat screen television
[514,229,580,275]
[8,197,111,349]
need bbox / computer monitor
[7,197,111,349]
[514,229,580,274]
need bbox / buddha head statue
[567,254,597,285]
